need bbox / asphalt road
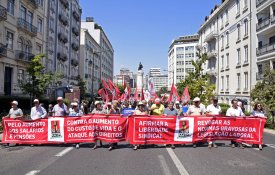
[0,133,275,175]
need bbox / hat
[33,99,39,103]
[57,97,63,101]
[11,101,18,105]
[193,97,200,102]
[72,102,78,106]
[155,98,161,104]
[175,101,180,104]
[107,102,112,106]
[212,97,218,101]
[138,101,144,106]
[95,101,102,106]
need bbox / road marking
[25,170,40,175]
[158,155,172,175]
[166,148,189,175]
[266,144,275,149]
[55,147,73,157]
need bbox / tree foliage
[251,68,275,123]
[19,54,59,102]
[157,86,168,97]
[77,75,87,101]
[177,52,216,104]
[117,84,125,94]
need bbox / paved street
[0,132,275,175]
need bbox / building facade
[47,0,82,89]
[168,35,199,89]
[81,17,114,82]
[255,0,275,78]
[79,28,100,95]
[149,68,161,77]
[0,0,48,96]
[198,0,258,106]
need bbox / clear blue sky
[79,0,220,75]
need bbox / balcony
[59,14,68,26]
[204,31,218,42]
[256,72,264,80]
[17,18,38,37]
[57,52,68,62]
[73,11,80,21]
[0,5,7,21]
[71,43,79,51]
[256,0,267,8]
[256,17,271,32]
[256,43,275,56]
[71,58,79,66]
[60,0,69,9]
[25,0,39,9]
[72,27,79,36]
[15,50,34,62]
[58,33,68,43]
[0,43,7,57]
[207,50,217,58]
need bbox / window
[7,31,13,49]
[258,64,262,74]
[36,43,42,54]
[244,19,248,36]
[221,76,224,90]
[20,6,27,20]
[226,32,229,46]
[37,18,43,32]
[18,37,24,51]
[221,35,224,48]
[226,75,229,91]
[221,14,224,28]
[244,72,248,90]
[236,0,240,15]
[25,41,32,53]
[221,55,224,69]
[27,11,33,24]
[237,48,241,65]
[38,0,44,7]
[225,9,229,24]
[244,0,248,9]
[244,45,248,63]
[237,24,241,41]
[226,53,229,68]
[7,0,14,15]
[18,69,24,81]
[237,73,241,90]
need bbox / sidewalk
[0,133,2,143]
[264,128,275,135]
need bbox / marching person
[175,101,183,116]
[226,99,245,148]
[251,102,267,150]
[48,104,54,116]
[52,97,69,117]
[163,102,178,149]
[30,99,47,120]
[149,98,165,116]
[206,97,222,148]
[132,101,149,150]
[91,101,105,149]
[186,97,204,148]
[4,101,23,120]
[182,100,189,116]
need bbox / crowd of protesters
[2,96,267,150]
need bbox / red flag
[181,86,190,102]
[134,88,139,101]
[98,88,107,101]
[161,93,167,102]
[140,88,145,101]
[167,83,180,103]
[108,79,119,100]
[102,79,110,91]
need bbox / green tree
[76,75,87,101]
[117,84,125,94]
[157,87,168,97]
[177,52,216,104]
[251,68,275,124]
[19,54,59,106]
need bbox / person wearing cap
[4,101,23,119]
[132,101,148,150]
[206,97,222,148]
[226,98,245,149]
[91,101,105,149]
[30,99,47,120]
[175,101,183,116]
[186,97,204,148]
[52,97,69,116]
[69,102,83,117]
[149,98,165,116]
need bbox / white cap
[107,102,112,106]
[138,101,144,106]
[175,101,180,104]
[57,97,63,101]
[193,97,200,102]
[155,98,161,103]
[72,102,78,106]
[33,99,39,103]
[95,101,102,105]
[11,101,18,105]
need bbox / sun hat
[57,97,63,101]
[193,97,200,102]
[11,101,18,105]
[33,99,39,103]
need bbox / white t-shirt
[9,108,23,119]
[30,106,47,120]
[206,104,222,115]
[52,104,68,116]
[226,107,244,116]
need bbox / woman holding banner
[91,101,105,149]
[164,102,178,149]
[251,102,267,150]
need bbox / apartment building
[255,0,275,78]
[81,17,114,82]
[198,0,257,105]
[47,0,81,89]
[79,28,100,95]
[0,0,48,96]
[168,35,199,89]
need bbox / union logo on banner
[51,120,62,139]
[48,117,65,142]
